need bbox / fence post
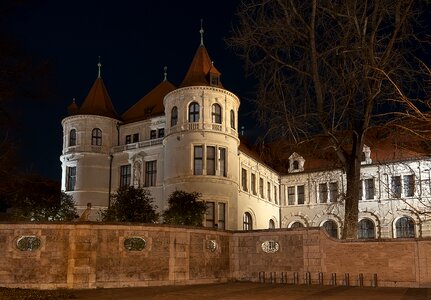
[318,272,324,285]
[358,273,363,287]
[304,272,311,285]
[331,273,337,285]
[344,273,350,286]
[372,274,378,287]
[259,271,265,283]
[293,272,299,285]
[281,272,288,284]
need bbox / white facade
[60,41,431,238]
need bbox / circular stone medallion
[124,237,146,251]
[261,240,279,253]
[16,236,41,251]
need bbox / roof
[78,77,119,119]
[122,79,176,123]
[180,45,223,88]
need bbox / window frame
[69,129,76,146]
[189,102,200,122]
[358,218,375,239]
[193,146,203,175]
[66,166,76,191]
[206,146,216,176]
[243,212,253,230]
[241,168,248,192]
[120,164,131,188]
[171,106,178,126]
[144,160,157,187]
[395,217,415,238]
[91,128,102,146]
[230,109,235,129]
[212,103,222,124]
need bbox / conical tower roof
[122,78,176,123]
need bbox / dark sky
[5,1,257,181]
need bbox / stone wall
[1,223,431,289]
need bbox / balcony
[111,137,163,153]
[167,122,237,136]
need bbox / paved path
[71,282,431,299]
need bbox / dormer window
[361,145,372,165]
[288,152,305,173]
[210,74,219,86]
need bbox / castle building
[60,31,431,238]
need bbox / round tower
[60,61,119,216]
[163,32,240,229]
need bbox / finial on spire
[163,66,168,81]
[97,56,102,78]
[72,97,76,103]
[199,19,204,46]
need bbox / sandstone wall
[1,223,431,289]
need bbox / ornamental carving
[261,240,279,253]
[16,236,41,251]
[207,240,218,252]
[124,237,146,251]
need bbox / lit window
[404,175,414,197]
[212,104,222,124]
[189,102,200,122]
[230,110,235,129]
[395,217,415,238]
[91,128,102,146]
[323,220,338,238]
[69,129,76,146]
[120,165,131,188]
[144,161,157,187]
[171,106,178,126]
[66,166,76,191]
[194,146,203,175]
[243,212,252,230]
[358,219,375,239]
[207,146,216,175]
[241,168,248,191]
[219,148,226,177]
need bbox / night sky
[4,1,257,181]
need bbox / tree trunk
[342,136,363,239]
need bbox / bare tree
[229,0,430,238]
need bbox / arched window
[91,128,102,146]
[189,102,200,122]
[322,220,338,238]
[212,103,222,124]
[171,106,178,126]
[290,221,304,228]
[243,212,252,230]
[269,219,275,229]
[358,219,375,239]
[69,129,76,146]
[230,110,235,129]
[395,217,415,238]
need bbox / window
[150,130,157,140]
[207,146,216,175]
[219,148,226,177]
[145,161,157,187]
[158,128,164,138]
[293,161,299,170]
[66,166,76,191]
[297,185,305,204]
[269,219,275,229]
[194,146,203,175]
[404,175,414,197]
[241,168,248,191]
[133,133,139,143]
[243,212,252,230]
[391,176,402,198]
[91,128,102,146]
[230,110,235,129]
[364,179,374,200]
[127,133,139,144]
[323,220,338,238]
[120,164,131,187]
[288,187,295,205]
[69,129,76,146]
[206,202,215,227]
[267,182,271,201]
[125,135,131,144]
[212,103,222,124]
[290,222,304,228]
[395,217,415,238]
[358,219,375,239]
[274,185,278,204]
[259,178,264,198]
[189,102,200,122]
[171,106,178,126]
[251,174,257,195]
[329,182,338,202]
[319,183,328,203]
[218,203,226,229]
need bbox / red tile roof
[180,45,223,88]
[78,77,119,119]
[122,79,176,123]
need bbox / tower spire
[199,19,204,46]
[97,56,102,78]
[164,66,168,81]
